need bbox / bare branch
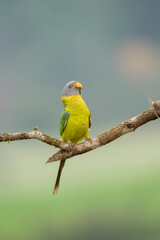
[0,130,70,151]
[0,102,160,164]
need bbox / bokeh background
[0,1,160,239]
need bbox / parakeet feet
[85,137,92,143]
[67,141,74,150]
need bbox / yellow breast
[61,95,90,143]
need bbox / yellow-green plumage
[60,95,90,143]
[53,81,91,194]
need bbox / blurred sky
[0,0,160,135]
[0,1,160,240]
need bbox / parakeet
[53,81,91,194]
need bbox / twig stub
[149,98,160,118]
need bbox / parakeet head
[62,81,83,96]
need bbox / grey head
[61,81,83,97]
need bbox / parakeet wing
[89,115,91,128]
[59,111,69,136]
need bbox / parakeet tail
[53,159,66,194]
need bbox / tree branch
[47,106,159,163]
[0,129,71,151]
[0,100,159,164]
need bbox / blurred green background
[0,1,160,239]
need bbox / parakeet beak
[75,82,83,89]
[75,82,83,95]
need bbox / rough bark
[0,99,159,164]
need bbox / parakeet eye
[69,85,72,89]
